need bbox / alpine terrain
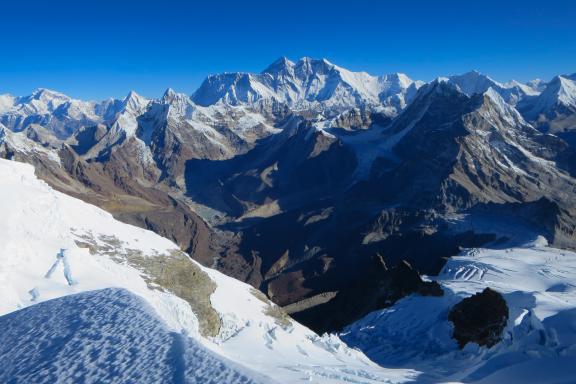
[1,57,576,383]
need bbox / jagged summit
[522,75,576,120]
[161,87,178,102]
[121,90,149,113]
[261,56,296,74]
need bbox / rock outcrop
[448,287,509,348]
[290,256,443,334]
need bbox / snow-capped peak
[416,78,463,99]
[192,57,422,114]
[448,70,541,106]
[503,80,540,96]
[555,75,576,106]
[29,87,70,102]
[448,70,502,96]
[525,75,576,118]
[16,88,72,114]
[121,90,149,114]
[261,56,296,74]
[526,78,547,92]
[161,87,178,102]
[99,91,151,140]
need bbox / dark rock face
[290,257,443,334]
[448,288,509,348]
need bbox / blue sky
[1,0,575,100]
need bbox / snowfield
[0,288,260,384]
[342,237,576,383]
[0,158,413,383]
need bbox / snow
[0,88,124,138]
[0,288,262,384]
[193,57,421,114]
[324,87,430,180]
[342,237,576,383]
[525,75,576,118]
[0,159,191,330]
[526,78,547,92]
[448,70,539,106]
[557,77,576,107]
[0,158,414,383]
[203,266,414,383]
[110,90,151,136]
[482,87,527,126]
[0,94,16,113]
[0,125,61,165]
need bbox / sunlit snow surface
[0,288,259,384]
[343,237,576,383]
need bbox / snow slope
[342,237,576,383]
[0,158,413,383]
[0,288,260,384]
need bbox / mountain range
[2,58,576,313]
[2,57,576,382]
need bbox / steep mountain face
[2,59,576,336]
[351,81,576,251]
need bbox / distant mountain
[192,57,423,115]
[522,75,576,118]
[445,70,540,105]
[517,75,576,140]
[0,88,122,139]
